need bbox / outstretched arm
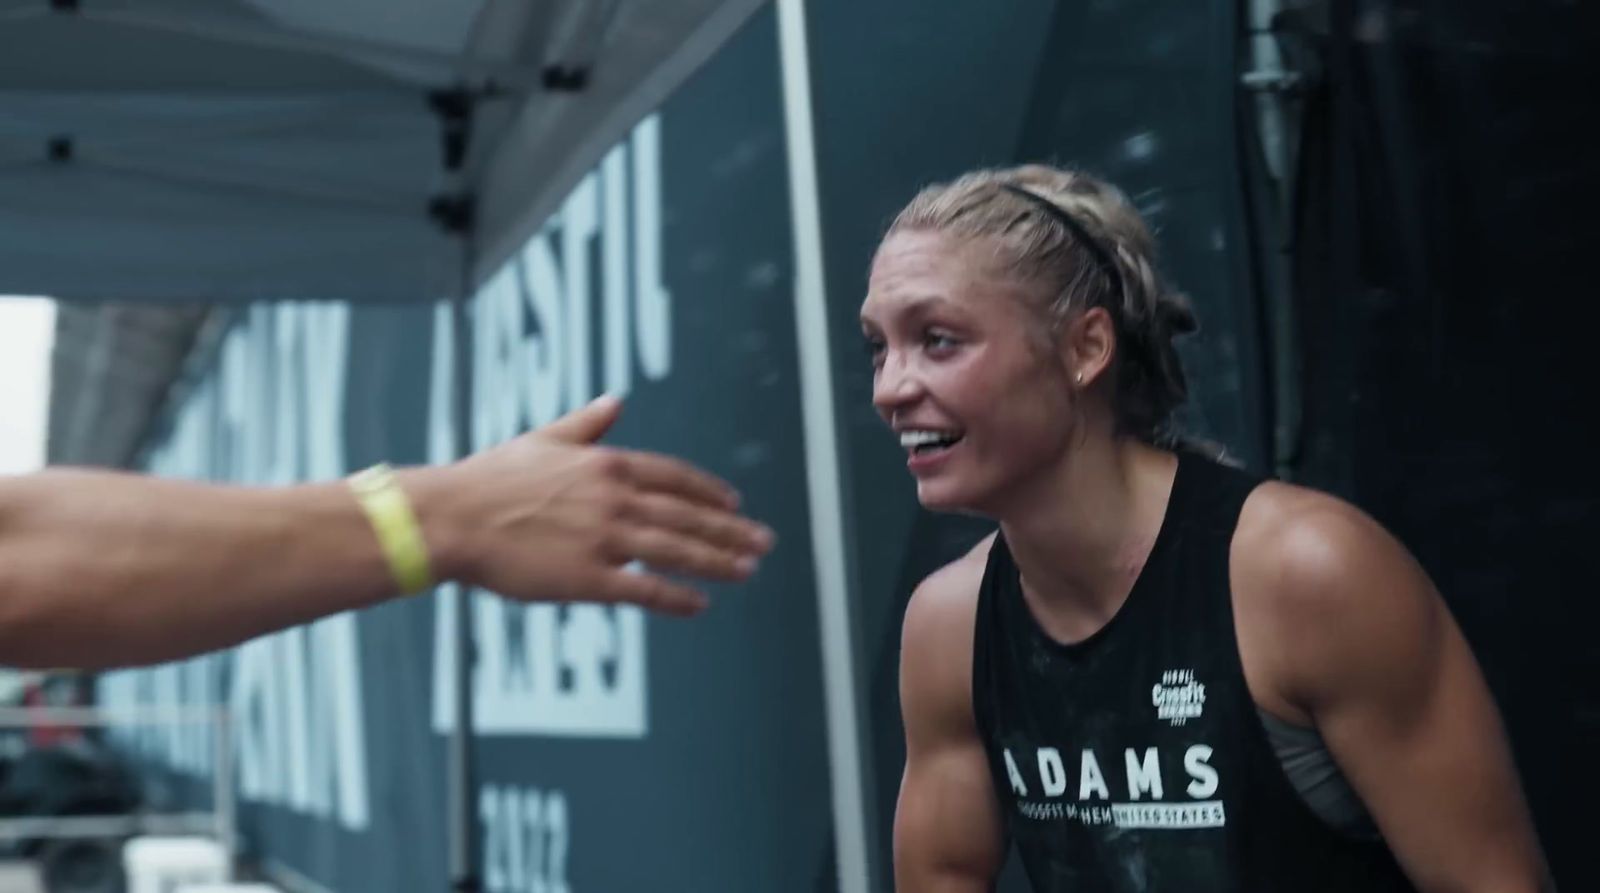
[0,396,773,669]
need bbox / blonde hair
[884,164,1198,445]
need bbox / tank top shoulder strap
[1164,449,1271,686]
[970,531,1016,737]
[1169,448,1268,543]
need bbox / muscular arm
[0,397,771,669]
[895,539,1006,892]
[1238,490,1551,893]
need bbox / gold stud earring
[1075,372,1084,385]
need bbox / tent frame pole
[448,280,478,893]
[433,79,483,893]
[775,0,877,889]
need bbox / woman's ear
[1062,306,1116,385]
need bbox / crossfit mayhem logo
[1153,668,1205,727]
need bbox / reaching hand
[408,395,775,615]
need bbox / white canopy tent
[10,0,764,470]
[0,0,765,302]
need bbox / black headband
[999,183,1125,302]
[999,182,1183,381]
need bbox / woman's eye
[863,336,886,363]
[923,331,959,352]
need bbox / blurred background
[0,1,1592,891]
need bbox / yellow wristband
[348,463,434,595]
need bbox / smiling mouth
[899,429,965,455]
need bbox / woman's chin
[914,479,980,514]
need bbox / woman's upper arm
[894,547,1007,892]
[1241,493,1550,893]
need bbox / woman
[862,165,1550,892]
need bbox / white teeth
[899,429,960,448]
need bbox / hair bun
[1157,292,1198,336]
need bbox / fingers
[610,526,759,584]
[598,569,709,617]
[612,450,740,510]
[599,453,773,584]
[540,394,623,444]
[624,492,775,555]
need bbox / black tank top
[972,450,1415,892]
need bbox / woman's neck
[998,437,1179,632]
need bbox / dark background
[805,0,1591,889]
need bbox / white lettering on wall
[99,302,371,831]
[481,784,571,893]
[430,114,667,739]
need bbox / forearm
[894,834,1000,893]
[0,469,410,668]
[1416,869,1555,893]
[894,770,1005,893]
[0,399,775,667]
[893,859,997,893]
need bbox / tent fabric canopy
[17,0,765,466]
[0,0,763,304]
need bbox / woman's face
[860,229,1080,514]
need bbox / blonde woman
[866,165,1550,892]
